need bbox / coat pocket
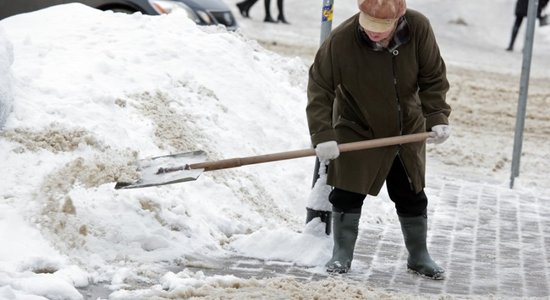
[334,116,373,141]
[333,84,373,141]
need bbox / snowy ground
[0,0,549,299]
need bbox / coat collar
[357,15,411,52]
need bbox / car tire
[105,7,137,14]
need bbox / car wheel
[106,7,137,14]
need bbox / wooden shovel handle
[188,132,432,172]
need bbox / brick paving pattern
[185,178,550,298]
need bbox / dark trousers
[507,13,548,50]
[507,16,524,50]
[329,156,428,217]
[237,0,284,20]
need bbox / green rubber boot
[399,214,445,280]
[326,211,361,274]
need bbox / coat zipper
[391,50,413,191]
[390,49,403,136]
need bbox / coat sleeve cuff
[311,129,337,146]
[426,114,449,131]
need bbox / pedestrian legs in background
[263,0,276,22]
[237,0,289,24]
[539,14,549,26]
[236,0,258,18]
[276,0,289,24]
[540,0,549,26]
[506,16,523,51]
[506,12,549,51]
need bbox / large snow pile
[0,4,340,299]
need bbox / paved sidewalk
[184,178,550,299]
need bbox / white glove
[315,141,340,162]
[427,125,451,144]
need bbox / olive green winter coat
[306,9,451,196]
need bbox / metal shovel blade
[114,150,207,189]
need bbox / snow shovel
[114,132,433,189]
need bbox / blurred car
[0,0,238,30]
